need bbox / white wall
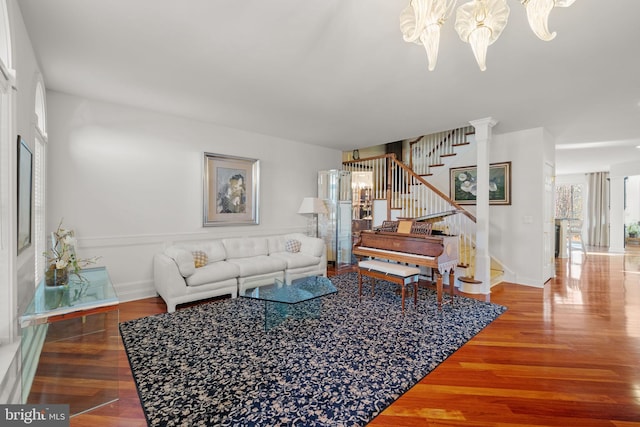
[46,91,342,301]
[429,127,554,288]
[555,173,586,186]
[490,128,553,287]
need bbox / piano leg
[429,268,439,286]
[436,273,443,309]
[435,270,457,309]
[449,269,456,305]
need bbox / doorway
[624,175,640,246]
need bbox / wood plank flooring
[32,248,640,426]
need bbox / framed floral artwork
[450,161,511,205]
[17,135,33,253]
[203,153,260,226]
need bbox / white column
[469,117,497,294]
[609,176,625,253]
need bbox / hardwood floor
[37,248,640,426]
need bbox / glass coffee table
[240,276,337,330]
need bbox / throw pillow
[192,250,208,268]
[165,247,196,278]
[285,239,302,253]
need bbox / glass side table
[20,267,120,416]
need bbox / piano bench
[357,260,420,312]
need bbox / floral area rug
[119,273,507,426]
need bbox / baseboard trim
[115,279,157,303]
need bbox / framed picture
[17,135,33,253]
[450,161,511,205]
[203,153,260,226]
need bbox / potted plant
[627,222,640,238]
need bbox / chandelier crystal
[522,0,576,41]
[400,0,456,71]
[400,0,577,71]
[455,0,509,71]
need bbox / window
[0,0,10,69]
[555,183,583,221]
[33,80,47,284]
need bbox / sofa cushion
[285,239,302,253]
[270,252,321,269]
[223,237,269,259]
[186,261,239,287]
[192,250,208,268]
[279,233,325,258]
[165,247,195,278]
[300,238,324,258]
[185,240,227,263]
[205,240,227,263]
[289,235,324,258]
[267,236,287,254]
[227,255,286,277]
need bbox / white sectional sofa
[153,233,327,312]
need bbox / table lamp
[297,197,327,237]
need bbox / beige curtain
[586,172,610,247]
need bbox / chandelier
[400,0,576,71]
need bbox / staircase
[343,126,505,290]
[409,126,472,177]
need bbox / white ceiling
[17,0,640,175]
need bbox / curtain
[586,172,610,247]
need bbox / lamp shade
[298,197,327,215]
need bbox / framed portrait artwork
[17,135,33,253]
[203,153,260,226]
[450,161,511,205]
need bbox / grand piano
[353,218,459,307]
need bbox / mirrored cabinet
[318,170,352,269]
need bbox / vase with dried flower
[43,219,99,286]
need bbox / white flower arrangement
[44,219,99,275]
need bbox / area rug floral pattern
[120,273,507,426]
